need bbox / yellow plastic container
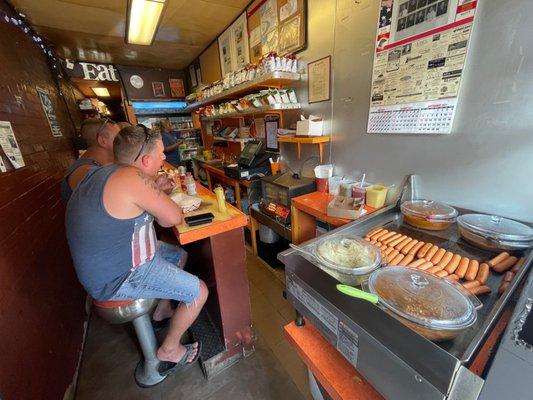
[365,185,388,208]
[202,150,213,161]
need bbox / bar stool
[93,298,168,387]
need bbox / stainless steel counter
[279,204,532,400]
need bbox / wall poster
[367,0,479,134]
[169,79,185,98]
[0,121,25,170]
[247,0,307,64]
[218,28,234,76]
[218,12,251,76]
[232,12,251,70]
[189,65,197,88]
[152,82,165,97]
[195,67,203,86]
[36,87,62,137]
[308,56,331,103]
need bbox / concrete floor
[75,251,312,400]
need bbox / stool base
[134,359,168,388]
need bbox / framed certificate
[152,82,165,97]
[307,56,331,103]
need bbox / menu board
[367,0,479,134]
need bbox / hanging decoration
[0,4,79,132]
[0,8,64,81]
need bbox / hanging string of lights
[0,4,80,130]
[0,6,63,78]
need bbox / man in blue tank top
[66,125,208,373]
[61,118,119,203]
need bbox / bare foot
[157,342,199,363]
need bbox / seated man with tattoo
[65,125,207,375]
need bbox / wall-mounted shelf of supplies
[212,137,254,143]
[201,103,301,121]
[185,71,301,111]
[277,136,331,162]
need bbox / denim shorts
[110,241,200,305]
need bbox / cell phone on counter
[184,213,214,227]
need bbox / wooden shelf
[278,135,330,162]
[277,136,330,144]
[185,71,301,111]
[201,103,301,121]
[175,127,199,133]
[212,137,254,143]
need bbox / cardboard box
[296,118,324,136]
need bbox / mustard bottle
[214,184,227,213]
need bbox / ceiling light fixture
[126,0,166,45]
[92,87,110,97]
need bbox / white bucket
[258,224,279,244]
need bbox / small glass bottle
[185,172,196,196]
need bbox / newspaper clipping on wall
[367,0,478,134]
[0,121,25,171]
[37,87,63,137]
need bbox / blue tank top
[61,158,101,204]
[65,165,158,300]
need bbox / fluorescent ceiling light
[92,87,110,97]
[126,0,166,45]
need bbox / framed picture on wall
[169,79,185,98]
[218,27,234,76]
[195,67,203,86]
[152,82,165,97]
[189,65,197,88]
[307,56,331,103]
[231,12,250,71]
[247,0,307,64]
[218,12,250,76]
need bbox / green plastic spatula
[336,284,379,305]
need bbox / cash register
[224,140,272,180]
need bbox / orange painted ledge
[292,191,378,227]
[284,321,383,400]
[172,183,248,245]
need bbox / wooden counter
[173,182,248,245]
[165,162,253,378]
[284,320,383,400]
[291,191,378,244]
[199,161,261,212]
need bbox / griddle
[279,204,532,400]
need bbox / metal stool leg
[132,314,167,387]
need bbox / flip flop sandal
[151,317,171,331]
[158,342,202,376]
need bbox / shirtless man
[61,118,119,203]
[66,125,207,374]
